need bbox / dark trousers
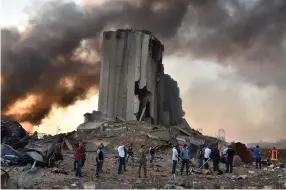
[75,160,82,177]
[123,157,127,171]
[181,159,189,175]
[226,158,233,173]
[118,157,125,174]
[74,160,76,171]
[138,160,147,177]
[213,159,219,171]
[150,154,155,164]
[96,160,103,176]
[172,160,178,174]
[101,160,104,172]
[126,153,135,163]
[255,157,262,169]
[75,159,85,170]
[198,158,204,168]
[204,158,210,169]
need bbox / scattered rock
[18,167,44,189]
[176,136,187,142]
[135,179,142,184]
[51,167,68,174]
[191,168,211,175]
[233,155,242,167]
[237,175,247,179]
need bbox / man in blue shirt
[180,144,190,176]
[253,145,262,169]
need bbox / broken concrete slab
[18,166,44,188]
[176,136,187,142]
[77,121,104,130]
[84,111,107,122]
[147,130,171,141]
[63,137,73,151]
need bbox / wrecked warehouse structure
[97,29,184,126]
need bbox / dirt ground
[6,148,285,189]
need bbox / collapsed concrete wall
[98,29,164,124]
[159,74,185,126]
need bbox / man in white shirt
[204,146,212,169]
[223,145,229,171]
[172,145,179,175]
[118,143,128,174]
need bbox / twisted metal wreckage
[1,119,64,167]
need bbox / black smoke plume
[1,0,286,129]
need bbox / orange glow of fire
[59,76,75,90]
[5,94,40,116]
[20,121,35,133]
[4,88,99,135]
[81,0,106,7]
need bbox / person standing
[210,144,220,171]
[223,145,229,170]
[197,148,204,169]
[149,146,155,168]
[73,142,80,171]
[138,144,147,178]
[99,143,105,173]
[75,141,84,177]
[118,143,128,174]
[181,144,189,175]
[204,145,212,169]
[253,145,262,169]
[268,146,280,163]
[96,144,104,177]
[172,145,179,176]
[126,143,135,163]
[123,147,128,171]
[176,145,181,163]
[81,142,86,167]
[225,145,235,173]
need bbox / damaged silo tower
[98,29,164,124]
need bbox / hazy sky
[1,0,284,143]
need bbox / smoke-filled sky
[1,0,286,143]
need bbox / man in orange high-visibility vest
[268,147,280,161]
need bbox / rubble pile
[1,118,286,189]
